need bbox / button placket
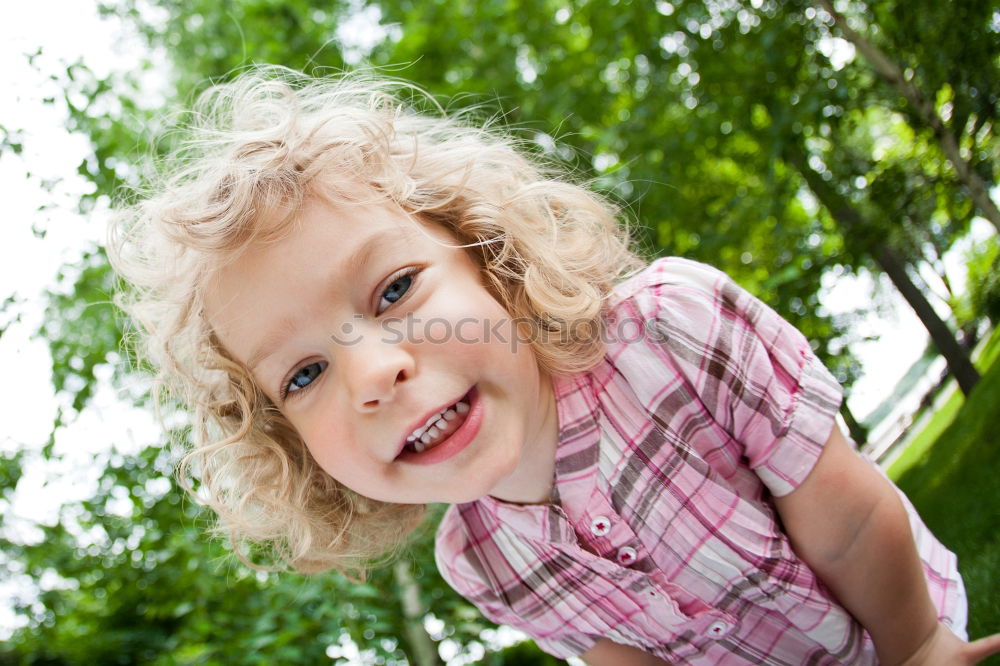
[705,619,733,639]
[590,515,612,537]
[576,488,646,571]
[616,546,638,566]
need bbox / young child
[110,67,998,665]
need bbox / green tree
[371,0,989,397]
[10,0,998,662]
[816,0,1000,234]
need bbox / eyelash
[279,361,327,402]
[278,267,421,401]
[376,266,420,314]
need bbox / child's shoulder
[608,256,743,322]
[610,257,731,303]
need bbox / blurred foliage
[40,248,123,427]
[1,443,406,664]
[5,0,998,663]
[0,123,25,157]
[956,237,1000,326]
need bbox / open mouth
[402,387,474,454]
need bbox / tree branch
[784,143,980,396]
[814,0,1000,233]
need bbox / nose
[339,331,414,411]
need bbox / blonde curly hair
[109,66,642,575]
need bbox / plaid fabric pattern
[436,258,966,664]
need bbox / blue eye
[377,271,416,314]
[283,361,325,399]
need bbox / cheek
[423,291,516,353]
[296,414,352,469]
[302,433,368,492]
[421,317,458,346]
[298,429,335,471]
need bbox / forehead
[210,193,419,282]
[200,194,446,358]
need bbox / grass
[891,344,1000,654]
[887,327,1000,480]
[886,389,965,479]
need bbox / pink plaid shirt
[436,258,966,664]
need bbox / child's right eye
[281,361,327,400]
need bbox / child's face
[203,191,559,505]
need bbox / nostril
[358,365,409,409]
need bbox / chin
[475,456,525,501]
[445,488,494,504]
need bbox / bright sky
[0,0,992,652]
[1,3,168,476]
[0,0,164,634]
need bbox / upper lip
[395,387,470,458]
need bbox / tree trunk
[393,559,442,666]
[813,0,1000,234]
[871,244,980,395]
[839,401,869,447]
[785,146,981,396]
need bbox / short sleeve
[621,258,844,497]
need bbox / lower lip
[398,387,483,466]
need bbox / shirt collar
[468,370,604,543]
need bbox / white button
[590,515,611,536]
[616,546,638,565]
[706,620,732,638]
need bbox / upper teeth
[407,399,470,447]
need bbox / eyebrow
[244,227,411,373]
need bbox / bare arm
[579,638,673,666]
[774,425,1000,664]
